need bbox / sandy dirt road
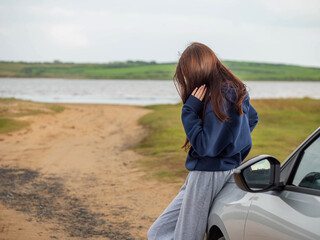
[0,103,181,240]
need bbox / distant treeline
[0,60,319,81]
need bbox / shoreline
[1,79,320,107]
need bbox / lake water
[0,78,319,106]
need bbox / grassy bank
[132,98,320,183]
[1,60,320,81]
[0,98,65,134]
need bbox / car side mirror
[233,155,283,193]
[298,172,320,190]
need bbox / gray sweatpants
[147,169,234,240]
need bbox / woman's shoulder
[204,87,250,116]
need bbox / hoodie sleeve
[247,95,259,132]
[181,95,233,157]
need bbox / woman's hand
[191,84,207,101]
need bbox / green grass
[0,118,30,134]
[131,98,320,183]
[1,60,319,81]
[0,97,66,134]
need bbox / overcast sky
[0,0,319,67]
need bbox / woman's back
[181,85,259,171]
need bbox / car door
[244,134,320,240]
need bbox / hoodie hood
[222,84,249,114]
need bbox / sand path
[0,103,181,240]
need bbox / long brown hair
[173,42,247,152]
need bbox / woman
[147,42,259,240]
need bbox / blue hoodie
[181,86,259,171]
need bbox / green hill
[0,60,319,81]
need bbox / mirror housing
[234,155,283,193]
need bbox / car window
[292,136,320,190]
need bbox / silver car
[206,127,320,240]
